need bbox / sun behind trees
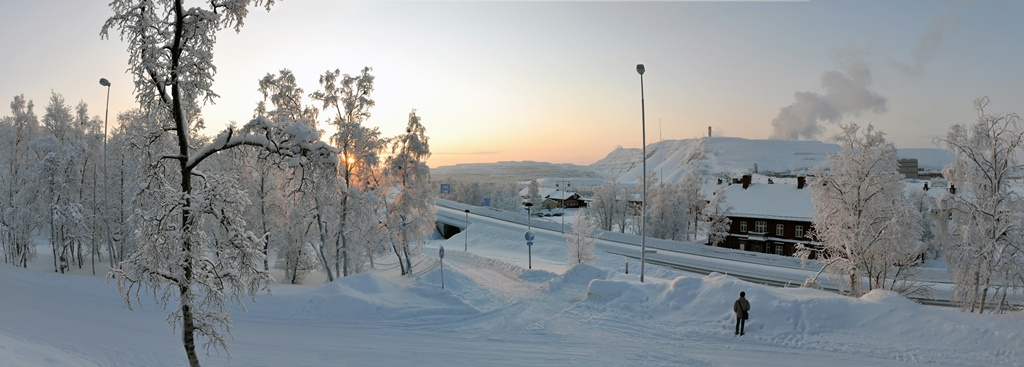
[100,1,434,366]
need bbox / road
[435,199,955,307]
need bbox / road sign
[439,246,445,259]
[527,240,533,247]
[440,183,451,194]
[524,230,535,241]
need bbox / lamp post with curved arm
[636,64,647,283]
[99,78,114,266]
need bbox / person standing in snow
[734,291,750,336]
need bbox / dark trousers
[735,317,746,335]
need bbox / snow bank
[579,271,1023,364]
[256,272,479,322]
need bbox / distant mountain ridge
[432,137,954,184]
[430,161,605,182]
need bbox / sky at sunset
[2,0,1023,167]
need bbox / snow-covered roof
[549,191,580,200]
[518,188,579,200]
[519,187,555,198]
[722,182,814,221]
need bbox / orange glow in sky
[2,1,1023,168]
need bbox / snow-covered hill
[432,137,954,185]
[590,137,840,184]
[590,137,956,184]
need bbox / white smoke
[895,10,956,77]
[769,59,887,140]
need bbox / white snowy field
[2,219,1022,366]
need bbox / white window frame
[755,221,766,233]
[795,225,804,238]
[776,223,785,236]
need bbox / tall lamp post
[99,78,115,267]
[464,209,470,251]
[636,64,647,283]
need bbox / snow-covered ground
[2,216,1022,366]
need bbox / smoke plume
[769,59,887,140]
[895,10,956,77]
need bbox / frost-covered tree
[703,186,732,247]
[587,179,631,233]
[527,179,541,208]
[295,148,340,281]
[311,67,386,278]
[35,92,91,273]
[804,123,924,297]
[107,108,156,266]
[679,169,706,240]
[906,186,939,262]
[647,176,689,241]
[937,97,1024,313]
[441,180,520,211]
[565,213,598,266]
[73,100,107,274]
[253,69,318,273]
[1,95,40,268]
[383,111,435,275]
[256,69,319,126]
[101,1,338,365]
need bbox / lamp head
[99,78,111,87]
[636,64,645,75]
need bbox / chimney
[708,126,712,137]
[797,176,806,189]
[741,174,752,189]
[923,182,929,191]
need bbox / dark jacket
[733,296,750,319]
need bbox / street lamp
[99,78,114,267]
[525,202,533,230]
[464,209,470,251]
[636,64,647,283]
